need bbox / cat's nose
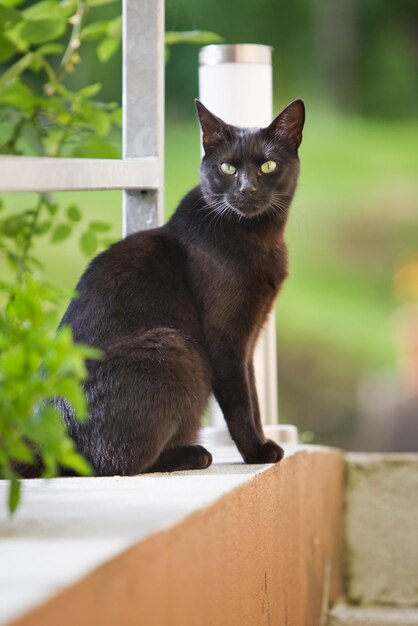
[239,182,257,196]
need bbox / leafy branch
[0,0,122,513]
[0,0,223,513]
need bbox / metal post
[199,44,297,446]
[122,0,164,235]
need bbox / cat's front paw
[244,440,284,464]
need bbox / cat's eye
[220,162,237,176]
[260,160,277,174]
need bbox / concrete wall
[345,454,418,607]
[9,449,344,626]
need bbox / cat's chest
[188,240,286,318]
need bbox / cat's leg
[146,444,212,472]
[69,328,211,476]
[211,345,284,464]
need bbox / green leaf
[80,21,108,41]
[59,449,92,475]
[0,32,16,63]
[22,1,70,20]
[77,83,102,99]
[0,0,25,6]
[88,221,111,233]
[8,475,20,514]
[50,223,71,243]
[56,378,87,416]
[1,346,26,377]
[85,0,118,6]
[79,231,98,257]
[106,15,121,39]
[84,108,110,136]
[0,122,15,147]
[45,201,58,216]
[1,213,28,237]
[21,122,45,155]
[8,439,34,463]
[0,80,39,109]
[0,4,22,27]
[66,205,81,222]
[20,18,67,45]
[165,30,224,46]
[97,38,120,63]
[34,220,52,235]
[29,52,45,72]
[70,135,120,158]
[3,20,29,52]
[0,53,33,89]
[37,42,65,56]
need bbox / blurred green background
[3,0,418,450]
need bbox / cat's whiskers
[271,193,292,208]
[197,198,232,240]
[213,204,228,234]
[271,192,293,200]
[200,197,227,215]
[270,200,289,213]
[268,196,291,221]
[206,197,236,219]
[271,198,289,209]
[205,203,230,226]
[199,205,225,235]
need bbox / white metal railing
[0,0,164,236]
[122,0,164,234]
[0,157,159,192]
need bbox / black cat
[55,98,305,475]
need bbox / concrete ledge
[345,454,418,607]
[328,604,418,626]
[0,446,343,626]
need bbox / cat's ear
[266,99,305,148]
[195,99,231,152]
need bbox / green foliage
[0,0,124,513]
[0,0,121,268]
[0,190,104,515]
[0,0,121,159]
[0,275,100,513]
[0,1,221,513]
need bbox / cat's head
[196,99,305,220]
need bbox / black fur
[49,99,305,475]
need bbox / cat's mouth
[205,193,267,220]
[230,201,267,219]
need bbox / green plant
[0,0,121,513]
[0,0,121,260]
[0,273,99,513]
[0,0,222,513]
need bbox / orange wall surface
[12,449,344,626]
